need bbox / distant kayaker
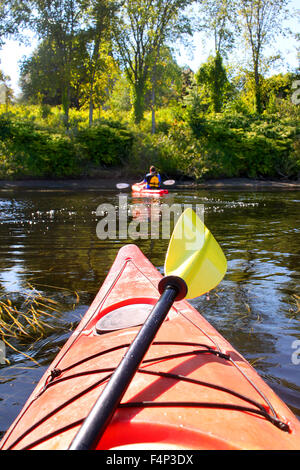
[136,166,161,189]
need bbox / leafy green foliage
[186,113,299,178]
[76,124,133,166]
[195,53,229,113]
[237,0,290,114]
[0,115,80,177]
[0,94,298,180]
[113,0,193,123]
[0,113,133,177]
[196,0,236,57]
[128,109,300,181]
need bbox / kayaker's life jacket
[145,172,161,189]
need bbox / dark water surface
[0,188,299,438]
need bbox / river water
[0,187,299,438]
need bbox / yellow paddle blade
[165,208,227,299]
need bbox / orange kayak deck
[1,244,300,450]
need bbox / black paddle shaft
[69,276,187,450]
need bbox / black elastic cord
[42,343,224,392]
[118,401,289,431]
[18,400,288,450]
[47,341,215,378]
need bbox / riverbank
[0,176,300,191]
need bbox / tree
[112,0,192,124]
[19,37,88,108]
[0,1,32,46]
[147,47,182,106]
[237,0,290,114]
[296,32,300,71]
[0,70,13,108]
[78,41,119,118]
[0,1,8,47]
[148,46,183,133]
[81,0,119,126]
[24,1,119,126]
[106,73,132,115]
[20,40,64,106]
[196,0,237,57]
[191,1,236,115]
[27,0,89,127]
[195,52,229,112]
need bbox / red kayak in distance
[132,183,169,197]
[1,244,300,450]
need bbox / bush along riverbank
[0,114,134,178]
[0,109,299,181]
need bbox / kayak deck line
[4,339,290,450]
[1,244,299,450]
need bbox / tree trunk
[151,86,156,134]
[151,70,156,134]
[212,53,226,113]
[88,36,101,127]
[133,81,145,124]
[254,62,262,114]
[89,72,95,128]
[89,96,94,127]
[151,47,161,135]
[62,85,70,130]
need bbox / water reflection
[0,189,299,437]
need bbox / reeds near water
[0,283,79,365]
